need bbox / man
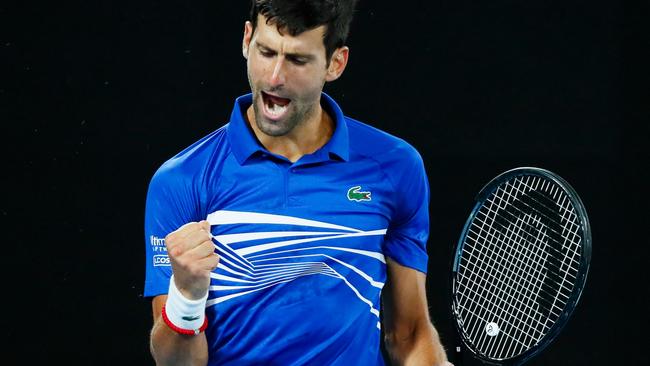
[144,1,452,365]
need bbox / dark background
[2,0,648,364]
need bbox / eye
[288,56,307,66]
[259,49,275,58]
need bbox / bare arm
[150,295,209,366]
[149,220,219,366]
[383,257,450,366]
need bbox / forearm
[385,322,448,366]
[150,317,209,366]
[148,222,219,366]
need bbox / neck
[246,103,334,163]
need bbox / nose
[268,58,285,87]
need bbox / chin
[256,118,292,137]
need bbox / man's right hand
[165,220,220,300]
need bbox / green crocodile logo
[182,315,201,321]
[347,186,371,202]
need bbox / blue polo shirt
[144,93,430,365]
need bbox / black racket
[451,167,591,365]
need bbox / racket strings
[472,198,581,286]
[459,207,551,356]
[462,225,565,318]
[483,177,582,278]
[470,210,579,285]
[458,176,551,357]
[465,212,556,308]
[491,181,581,253]
[454,175,584,360]
[489,177,584,311]
[469,178,581,300]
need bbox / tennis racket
[450,167,591,365]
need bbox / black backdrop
[3,1,648,365]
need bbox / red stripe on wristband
[161,304,208,336]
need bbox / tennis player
[144,1,451,365]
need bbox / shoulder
[150,124,231,187]
[345,117,424,170]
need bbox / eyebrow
[256,41,315,61]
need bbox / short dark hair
[250,0,358,62]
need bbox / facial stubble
[248,74,322,137]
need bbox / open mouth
[261,91,291,119]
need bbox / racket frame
[450,167,592,365]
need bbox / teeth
[267,102,288,116]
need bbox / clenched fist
[165,220,220,300]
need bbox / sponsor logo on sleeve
[153,254,171,267]
[150,235,170,266]
[150,235,167,252]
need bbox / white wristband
[164,275,208,331]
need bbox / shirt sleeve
[143,161,200,297]
[382,146,430,274]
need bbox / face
[243,15,348,137]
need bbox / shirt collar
[227,92,349,165]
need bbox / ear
[242,21,254,59]
[325,46,349,82]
